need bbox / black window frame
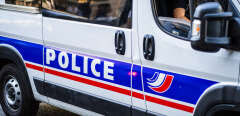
[41,0,133,29]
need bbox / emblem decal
[147,72,174,93]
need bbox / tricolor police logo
[147,72,174,93]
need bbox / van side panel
[0,9,47,103]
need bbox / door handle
[143,35,155,61]
[115,30,126,55]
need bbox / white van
[0,0,240,116]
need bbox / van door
[138,0,240,116]
[42,0,133,115]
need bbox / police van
[0,0,240,115]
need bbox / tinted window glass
[42,0,132,28]
[6,0,40,7]
[152,0,191,39]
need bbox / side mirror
[190,2,233,52]
[228,17,240,51]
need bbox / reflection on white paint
[0,0,4,4]
[0,19,41,27]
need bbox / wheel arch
[0,44,27,71]
[0,44,41,116]
[193,83,240,116]
[0,44,34,95]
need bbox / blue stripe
[44,48,132,88]
[0,36,43,65]
[0,36,218,105]
[142,67,217,104]
[132,64,144,91]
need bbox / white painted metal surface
[0,0,239,116]
[130,0,147,112]
[0,8,48,104]
[137,0,240,115]
[43,14,133,111]
[0,0,4,4]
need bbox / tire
[0,64,39,116]
[194,85,240,116]
[206,104,240,116]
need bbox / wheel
[212,110,240,116]
[206,104,240,116]
[0,64,39,116]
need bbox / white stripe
[25,61,43,67]
[45,79,131,107]
[45,72,131,107]
[147,102,192,116]
[26,62,195,108]
[45,65,132,91]
[145,92,195,107]
[131,88,194,107]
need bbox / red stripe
[25,63,44,72]
[146,95,194,113]
[132,91,144,100]
[45,68,131,96]
[25,63,194,113]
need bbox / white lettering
[91,59,101,77]
[83,56,88,74]
[46,49,115,81]
[46,49,56,65]
[58,52,69,69]
[104,61,114,80]
[72,54,80,72]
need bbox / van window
[42,0,132,28]
[152,0,191,40]
[5,0,40,7]
[152,0,229,40]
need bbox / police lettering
[46,49,114,80]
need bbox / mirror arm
[203,12,233,19]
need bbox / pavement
[0,103,78,116]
